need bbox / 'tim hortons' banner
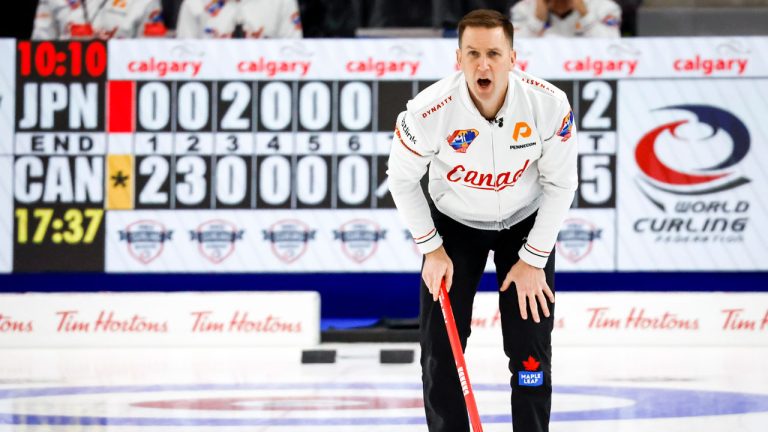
[3,37,768,273]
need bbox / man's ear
[510,49,517,71]
[455,48,461,67]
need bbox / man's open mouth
[477,78,491,89]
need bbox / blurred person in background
[615,0,642,36]
[299,0,357,37]
[510,0,621,37]
[433,0,508,35]
[175,0,302,38]
[161,0,182,34]
[1,0,39,38]
[32,0,168,39]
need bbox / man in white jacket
[511,0,621,37]
[33,0,167,39]
[387,9,577,432]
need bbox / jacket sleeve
[32,0,58,40]
[510,0,546,38]
[276,0,303,38]
[386,110,443,254]
[518,99,578,268]
[175,0,200,38]
[135,0,168,37]
[578,0,621,38]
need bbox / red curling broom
[438,279,484,431]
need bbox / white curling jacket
[511,0,621,38]
[176,0,302,38]
[33,0,167,40]
[387,70,578,268]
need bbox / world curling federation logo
[119,220,173,264]
[334,219,386,263]
[189,220,244,264]
[635,104,750,207]
[632,104,751,244]
[262,219,316,264]
[556,219,602,263]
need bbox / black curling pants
[420,208,555,432]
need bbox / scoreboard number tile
[135,132,173,155]
[258,81,294,132]
[216,81,253,132]
[214,155,252,208]
[571,80,617,210]
[337,81,373,132]
[136,81,173,132]
[175,81,213,132]
[256,132,294,155]
[295,132,333,154]
[173,155,212,209]
[214,132,253,155]
[297,81,333,132]
[175,132,214,155]
[135,155,172,209]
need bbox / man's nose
[478,56,490,70]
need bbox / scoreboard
[2,37,768,273]
[108,79,399,210]
[13,41,107,272]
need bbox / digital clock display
[14,208,104,245]
[17,41,106,78]
[12,41,107,272]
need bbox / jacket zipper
[489,123,502,223]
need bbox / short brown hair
[458,9,514,48]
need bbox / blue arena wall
[1,272,766,319]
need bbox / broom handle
[438,280,484,432]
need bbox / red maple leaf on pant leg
[522,356,540,371]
